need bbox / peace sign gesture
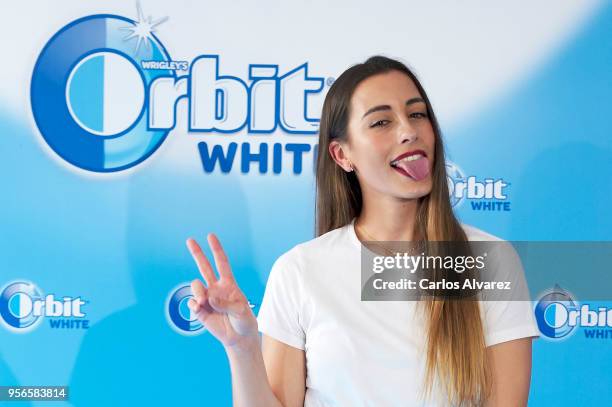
[186,234,258,350]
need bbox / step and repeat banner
[1,1,610,405]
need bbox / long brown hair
[315,55,491,406]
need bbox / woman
[186,55,539,406]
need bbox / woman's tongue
[394,157,430,181]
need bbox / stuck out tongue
[395,157,430,181]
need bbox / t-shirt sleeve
[480,241,541,347]
[256,250,306,350]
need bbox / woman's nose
[398,121,418,144]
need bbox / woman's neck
[356,193,420,242]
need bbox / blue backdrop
[1,1,610,405]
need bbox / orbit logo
[30,4,325,174]
[0,281,88,333]
[166,283,204,336]
[534,286,612,340]
[31,13,174,173]
[445,161,511,211]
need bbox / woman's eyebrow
[361,97,425,119]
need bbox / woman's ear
[329,140,354,172]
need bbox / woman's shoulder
[460,223,505,242]
[291,224,352,255]
[460,223,520,269]
[273,223,353,269]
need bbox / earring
[347,161,354,172]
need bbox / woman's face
[336,70,436,201]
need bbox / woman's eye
[370,120,389,128]
[410,112,428,119]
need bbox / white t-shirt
[256,219,540,406]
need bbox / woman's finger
[207,233,236,283]
[187,297,201,313]
[186,238,218,285]
[188,297,213,322]
[208,296,246,317]
[191,279,209,304]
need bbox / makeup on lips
[390,149,430,181]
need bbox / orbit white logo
[445,161,511,211]
[31,4,326,173]
[0,281,88,333]
[535,286,612,340]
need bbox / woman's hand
[186,233,259,351]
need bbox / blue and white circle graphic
[446,161,465,207]
[166,283,204,336]
[0,281,43,332]
[534,287,579,340]
[66,51,146,136]
[31,15,175,172]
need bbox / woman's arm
[486,337,534,407]
[186,234,306,407]
[224,333,305,407]
[261,335,306,407]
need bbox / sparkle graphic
[120,1,168,53]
